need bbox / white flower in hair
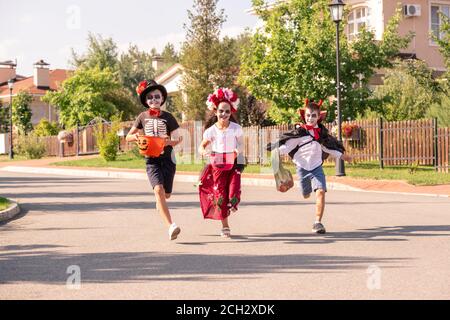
[205,87,240,112]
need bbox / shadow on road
[0,244,408,284]
[178,225,450,245]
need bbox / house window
[347,7,371,41]
[431,4,450,41]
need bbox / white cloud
[221,25,249,38]
[118,26,250,56]
[19,13,33,24]
[118,32,186,55]
[0,38,21,61]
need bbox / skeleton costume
[134,80,179,194]
[198,88,244,220]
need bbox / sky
[0,0,259,76]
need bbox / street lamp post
[7,79,14,159]
[329,0,346,176]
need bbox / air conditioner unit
[404,4,421,17]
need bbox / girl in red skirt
[198,88,244,238]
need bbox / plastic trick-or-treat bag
[137,136,165,158]
[271,148,294,193]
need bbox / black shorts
[145,157,176,194]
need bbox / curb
[1,165,448,198]
[0,165,362,193]
[0,200,21,223]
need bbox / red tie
[303,124,321,140]
[148,108,161,117]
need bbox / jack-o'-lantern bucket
[137,136,165,157]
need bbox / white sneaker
[168,223,181,240]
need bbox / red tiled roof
[0,69,72,97]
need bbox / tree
[12,91,33,135]
[239,0,413,124]
[180,0,226,120]
[373,59,441,121]
[155,43,181,76]
[34,118,60,137]
[71,33,119,71]
[42,67,120,128]
[433,13,450,72]
[0,100,9,133]
[118,44,155,96]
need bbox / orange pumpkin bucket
[137,136,165,157]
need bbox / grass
[0,197,11,211]
[0,154,29,162]
[49,152,450,186]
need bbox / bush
[129,144,144,159]
[94,116,121,162]
[34,119,60,137]
[16,134,47,159]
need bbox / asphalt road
[1,171,449,299]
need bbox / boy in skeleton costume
[267,99,353,234]
[126,80,183,240]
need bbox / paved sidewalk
[1,155,449,197]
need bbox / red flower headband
[136,80,148,95]
[206,87,240,113]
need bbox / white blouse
[278,128,343,171]
[203,122,243,153]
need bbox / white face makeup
[146,89,163,108]
[216,102,231,120]
[305,109,319,126]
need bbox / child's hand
[342,154,354,164]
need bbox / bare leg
[221,217,230,229]
[315,189,325,222]
[154,185,172,226]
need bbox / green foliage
[12,91,33,135]
[426,89,450,127]
[71,33,119,71]
[0,100,9,133]
[373,59,441,121]
[155,43,181,76]
[237,94,271,127]
[42,67,120,128]
[180,0,226,120]
[118,44,156,97]
[129,144,144,159]
[239,0,413,124]
[432,13,450,72]
[70,33,157,117]
[94,115,121,162]
[16,133,46,159]
[34,118,60,137]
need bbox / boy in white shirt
[268,99,353,234]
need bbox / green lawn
[0,155,28,162]
[49,153,450,186]
[0,197,10,211]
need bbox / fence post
[433,117,438,171]
[379,117,384,169]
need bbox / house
[247,0,449,81]
[0,59,71,125]
[345,0,448,79]
[154,62,187,121]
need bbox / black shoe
[312,222,326,234]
